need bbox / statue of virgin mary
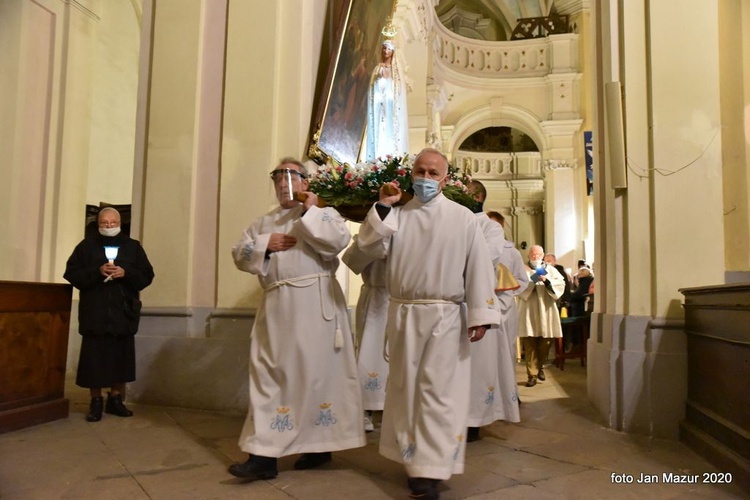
[364,40,409,161]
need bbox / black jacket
[64,233,154,336]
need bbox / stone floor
[1,362,746,499]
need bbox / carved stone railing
[454,151,543,180]
[433,19,578,79]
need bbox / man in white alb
[465,181,519,442]
[342,241,389,433]
[355,148,499,499]
[228,158,365,481]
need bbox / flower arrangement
[308,155,478,221]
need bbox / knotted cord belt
[389,297,459,305]
[382,296,461,361]
[265,272,343,349]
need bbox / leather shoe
[537,369,546,381]
[408,477,440,499]
[293,452,332,470]
[525,377,537,387]
[228,455,278,480]
[85,396,103,422]
[105,392,133,417]
[466,426,480,442]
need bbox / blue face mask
[412,177,442,203]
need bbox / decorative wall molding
[544,159,578,171]
[455,151,543,180]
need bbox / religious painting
[308,0,395,165]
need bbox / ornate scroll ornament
[307,124,328,164]
[544,159,578,171]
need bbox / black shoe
[466,426,481,442]
[105,392,133,417]
[85,396,103,422]
[228,455,278,480]
[525,377,537,387]
[293,452,332,470]
[408,477,440,499]
[537,369,546,381]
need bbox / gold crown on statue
[381,17,397,39]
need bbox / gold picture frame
[308,0,395,165]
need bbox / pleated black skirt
[75,335,136,388]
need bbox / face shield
[270,168,307,202]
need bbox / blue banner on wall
[584,131,593,195]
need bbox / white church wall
[130,0,328,410]
[589,0,725,440]
[0,0,95,283]
[216,0,328,312]
[719,0,750,283]
[85,0,140,206]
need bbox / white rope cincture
[265,272,343,350]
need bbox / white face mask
[99,227,121,237]
[530,259,542,268]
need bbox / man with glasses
[229,158,365,481]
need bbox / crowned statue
[364,21,409,161]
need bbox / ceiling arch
[435,0,555,41]
[448,103,548,156]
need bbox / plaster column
[132,0,328,411]
[544,160,580,268]
[138,0,226,330]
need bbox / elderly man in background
[517,245,566,387]
[228,158,365,481]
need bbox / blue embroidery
[485,390,495,406]
[314,408,337,427]
[363,375,382,392]
[453,434,464,461]
[240,242,254,260]
[321,213,332,222]
[401,443,416,461]
[270,413,293,432]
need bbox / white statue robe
[357,193,499,480]
[342,241,389,411]
[364,58,409,161]
[231,205,365,457]
[467,214,520,426]
[518,262,566,338]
